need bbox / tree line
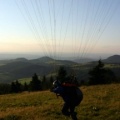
[0,73,54,95]
[0,60,119,95]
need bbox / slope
[0,83,119,120]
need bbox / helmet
[53,80,61,88]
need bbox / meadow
[0,84,119,120]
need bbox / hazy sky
[0,0,120,59]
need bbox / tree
[11,80,22,93]
[49,75,54,88]
[0,83,11,95]
[88,60,116,85]
[29,73,42,91]
[57,66,67,83]
[42,75,47,90]
[50,75,54,83]
[23,82,28,91]
[15,80,22,92]
[11,82,16,93]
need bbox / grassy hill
[0,83,119,120]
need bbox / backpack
[74,87,83,106]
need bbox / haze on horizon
[0,0,120,60]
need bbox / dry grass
[0,84,120,120]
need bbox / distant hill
[30,56,76,66]
[0,55,120,83]
[103,55,120,63]
[73,58,95,63]
[30,56,53,64]
[0,58,28,65]
[13,58,28,62]
[0,56,77,83]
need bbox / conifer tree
[29,73,42,91]
[88,60,116,85]
[11,82,16,93]
[15,80,22,92]
[23,82,28,91]
[49,75,54,88]
[41,75,47,90]
[57,66,67,83]
[11,80,22,93]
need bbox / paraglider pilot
[51,79,83,120]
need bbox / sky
[0,0,120,59]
